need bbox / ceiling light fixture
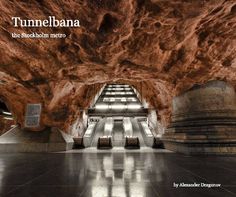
[95,104,109,110]
[2,111,12,116]
[3,117,13,120]
[127,103,141,110]
[111,104,125,110]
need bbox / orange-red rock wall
[0,0,235,132]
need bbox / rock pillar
[163,81,236,154]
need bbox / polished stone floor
[0,149,236,197]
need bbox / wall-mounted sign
[24,104,42,127]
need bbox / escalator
[112,121,124,147]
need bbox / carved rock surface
[0,0,235,132]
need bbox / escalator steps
[125,136,140,149]
[97,136,112,149]
[73,137,85,149]
[152,137,164,149]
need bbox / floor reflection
[0,152,235,197]
[84,153,158,197]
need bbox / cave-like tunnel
[0,99,15,135]
[0,0,236,196]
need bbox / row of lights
[95,103,142,110]
[105,88,131,91]
[103,97,137,102]
[0,111,13,120]
[105,92,134,95]
[1,111,11,116]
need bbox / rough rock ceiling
[0,0,236,132]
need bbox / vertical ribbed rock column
[163,80,236,154]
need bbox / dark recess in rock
[170,9,183,18]
[0,100,8,111]
[163,48,185,71]
[210,6,223,15]
[198,31,210,44]
[51,107,69,121]
[99,13,118,34]
[222,58,232,67]
[145,0,162,15]
[154,22,162,28]
[231,4,236,14]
